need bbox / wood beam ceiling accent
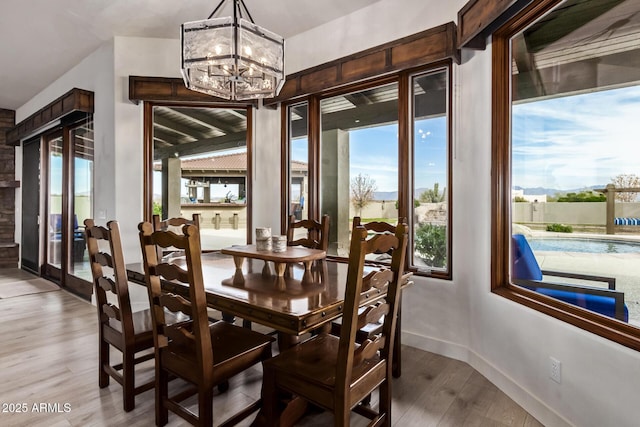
[5,88,94,146]
[169,107,237,134]
[153,131,247,160]
[265,22,460,106]
[457,0,533,50]
[129,76,257,106]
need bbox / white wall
[13,0,640,426]
[15,40,116,257]
[112,36,182,261]
[286,1,640,427]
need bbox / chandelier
[181,0,285,100]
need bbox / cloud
[513,86,640,189]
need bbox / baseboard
[402,330,572,427]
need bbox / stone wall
[0,109,18,267]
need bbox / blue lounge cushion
[512,234,542,281]
[534,287,629,322]
[511,233,628,322]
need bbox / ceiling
[0,0,382,111]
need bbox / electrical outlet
[549,356,561,383]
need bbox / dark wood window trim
[491,0,640,352]
[129,76,258,106]
[267,22,459,106]
[6,88,94,146]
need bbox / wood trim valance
[128,76,257,106]
[5,88,94,146]
[264,22,460,106]
[457,0,533,49]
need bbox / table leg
[232,255,245,269]
[277,332,300,352]
[273,262,287,277]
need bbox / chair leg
[156,366,169,426]
[198,388,213,426]
[335,400,350,427]
[122,350,135,412]
[262,367,279,427]
[98,336,109,388]
[378,379,391,427]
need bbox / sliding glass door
[43,118,94,298]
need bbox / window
[320,82,399,257]
[287,102,309,223]
[493,0,640,350]
[283,66,452,277]
[411,68,451,274]
[147,103,251,250]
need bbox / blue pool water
[529,238,640,254]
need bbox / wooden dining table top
[126,251,401,336]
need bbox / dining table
[126,249,410,376]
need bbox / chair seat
[107,309,153,334]
[264,333,384,393]
[163,320,275,384]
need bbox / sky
[512,85,640,190]
[291,116,448,194]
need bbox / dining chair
[332,217,408,379]
[152,214,201,258]
[152,213,201,232]
[84,219,155,412]
[261,222,408,426]
[286,214,330,251]
[138,221,275,426]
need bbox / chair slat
[155,263,189,283]
[94,252,113,268]
[97,276,116,293]
[158,293,192,316]
[357,302,389,329]
[102,303,121,321]
[352,335,385,366]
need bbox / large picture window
[493,0,640,349]
[147,103,251,250]
[320,82,399,257]
[283,66,452,278]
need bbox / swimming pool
[529,237,640,254]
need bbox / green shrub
[152,201,162,215]
[414,222,447,268]
[546,223,573,233]
[556,191,605,202]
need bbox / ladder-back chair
[138,221,274,426]
[261,222,408,426]
[286,214,330,251]
[84,219,155,412]
[332,217,408,378]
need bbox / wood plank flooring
[0,271,543,427]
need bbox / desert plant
[419,182,445,203]
[414,222,447,268]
